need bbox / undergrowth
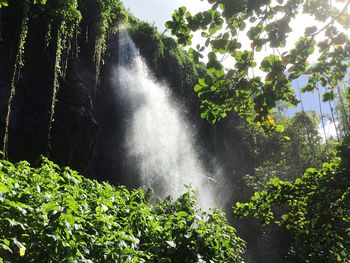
[0,157,245,262]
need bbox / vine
[91,0,127,93]
[45,0,127,153]
[2,1,30,159]
[47,22,63,154]
[46,0,81,154]
[1,0,128,156]
[0,9,2,41]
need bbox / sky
[121,0,210,31]
[121,0,341,140]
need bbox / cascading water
[114,30,216,210]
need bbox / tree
[166,0,350,128]
[335,83,350,137]
[234,135,350,262]
[244,110,335,190]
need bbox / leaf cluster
[244,111,333,191]
[0,157,245,262]
[234,136,350,262]
[166,0,350,128]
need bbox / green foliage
[243,111,335,191]
[126,17,203,102]
[88,0,127,67]
[234,136,350,262]
[0,158,245,262]
[0,0,46,8]
[167,0,350,128]
[128,19,165,70]
[335,83,350,137]
[0,0,8,8]
[33,0,47,4]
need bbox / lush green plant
[127,18,204,107]
[166,0,350,128]
[128,19,165,71]
[234,136,350,262]
[0,157,245,262]
[244,111,335,191]
[0,0,46,8]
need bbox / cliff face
[0,0,123,176]
[0,3,268,256]
[0,1,256,192]
[0,1,207,185]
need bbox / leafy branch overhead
[166,0,350,127]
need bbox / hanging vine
[46,0,81,154]
[92,0,127,93]
[2,0,128,156]
[46,22,63,154]
[2,1,30,159]
[0,9,2,41]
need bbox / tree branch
[311,0,350,37]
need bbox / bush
[234,136,350,262]
[0,157,245,262]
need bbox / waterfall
[114,30,215,210]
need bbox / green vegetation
[166,0,350,128]
[244,111,335,191]
[234,135,350,262]
[1,0,350,262]
[336,84,350,137]
[0,157,245,262]
[127,18,204,101]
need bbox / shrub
[234,136,350,262]
[0,157,245,262]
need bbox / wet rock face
[0,2,250,192]
[0,3,100,175]
[0,6,159,184]
[50,61,99,177]
[0,2,137,184]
